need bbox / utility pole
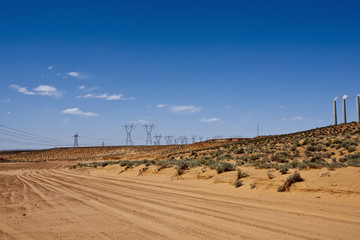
[144,124,155,145]
[123,124,135,145]
[182,136,188,144]
[154,135,162,145]
[73,133,79,147]
[191,135,197,143]
[165,135,173,145]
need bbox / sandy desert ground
[1,123,360,239]
[1,161,359,240]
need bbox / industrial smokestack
[343,95,348,124]
[357,94,360,123]
[333,96,338,125]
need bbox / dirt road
[1,162,359,240]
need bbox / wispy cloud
[67,72,80,77]
[169,105,201,114]
[61,108,98,117]
[201,117,221,123]
[157,104,166,108]
[48,65,53,70]
[280,105,287,109]
[76,93,134,101]
[284,116,323,123]
[78,85,98,92]
[132,119,149,124]
[9,84,62,97]
[6,112,11,115]
[291,116,304,121]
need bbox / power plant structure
[343,95,348,124]
[333,94,360,125]
[333,97,338,125]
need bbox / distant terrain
[1,122,359,240]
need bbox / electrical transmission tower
[123,124,135,145]
[198,136,203,142]
[154,135,162,145]
[73,133,79,147]
[144,124,155,145]
[181,136,188,144]
[191,135,197,143]
[174,137,179,144]
[165,135,173,145]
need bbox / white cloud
[48,66,53,70]
[61,108,98,117]
[9,84,35,95]
[3,99,11,103]
[280,106,287,109]
[132,119,149,124]
[169,105,201,114]
[291,116,304,121]
[282,117,288,121]
[79,85,85,90]
[67,72,80,77]
[201,117,221,123]
[76,93,134,101]
[10,84,62,97]
[34,85,57,93]
[6,112,11,115]
[157,104,166,108]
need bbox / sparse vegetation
[277,171,304,192]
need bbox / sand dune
[1,162,359,240]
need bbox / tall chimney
[333,97,337,125]
[343,95,348,124]
[357,95,360,123]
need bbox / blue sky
[1,0,359,149]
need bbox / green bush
[216,162,236,174]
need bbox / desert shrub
[138,166,148,176]
[217,154,232,161]
[347,145,357,153]
[176,160,189,175]
[277,171,303,192]
[287,160,307,170]
[290,144,297,151]
[271,151,290,163]
[234,179,243,188]
[237,169,249,179]
[216,162,236,174]
[120,160,131,167]
[328,162,346,170]
[279,166,288,174]
[267,170,275,179]
[234,148,245,154]
[125,161,134,170]
[250,183,256,189]
[306,145,317,152]
[346,152,360,167]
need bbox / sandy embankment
[0,162,359,240]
